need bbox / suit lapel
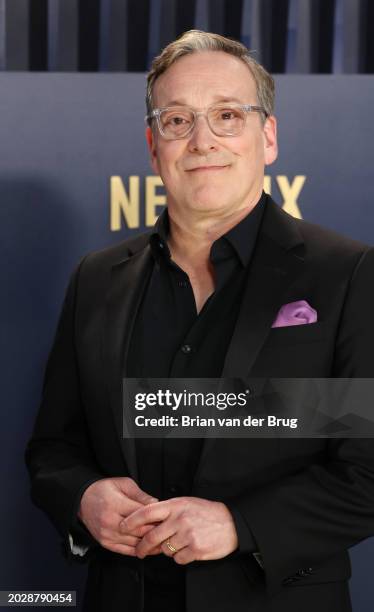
[222,198,305,377]
[104,245,153,480]
[193,199,305,484]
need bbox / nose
[187,113,218,154]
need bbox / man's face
[146,50,278,220]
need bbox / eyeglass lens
[159,106,246,138]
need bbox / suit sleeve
[227,247,374,596]
[224,501,257,553]
[25,259,104,558]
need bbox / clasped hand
[79,477,238,564]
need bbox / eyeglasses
[145,103,268,140]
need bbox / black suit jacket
[26,197,374,612]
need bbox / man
[26,30,374,612]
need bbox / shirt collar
[149,208,172,261]
[218,190,267,267]
[149,191,267,267]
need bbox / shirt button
[181,344,192,354]
[169,485,180,495]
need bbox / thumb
[117,477,158,505]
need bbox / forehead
[152,50,257,107]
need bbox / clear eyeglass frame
[145,103,269,140]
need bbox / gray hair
[146,29,275,124]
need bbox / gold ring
[165,538,178,554]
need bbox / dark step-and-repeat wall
[1,73,374,609]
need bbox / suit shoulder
[64,231,152,296]
[292,215,374,285]
[289,212,371,260]
[80,230,151,272]
[268,199,373,279]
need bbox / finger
[105,542,137,556]
[117,496,145,517]
[119,534,140,547]
[117,495,158,519]
[116,478,159,506]
[119,521,158,537]
[96,529,141,548]
[123,501,171,532]
[173,547,194,565]
[101,532,140,547]
[160,536,185,558]
[135,523,157,537]
[135,522,178,558]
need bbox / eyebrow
[160,96,246,107]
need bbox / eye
[161,111,192,127]
[170,116,188,125]
[210,107,242,123]
[220,110,236,120]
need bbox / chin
[187,188,230,211]
[187,199,227,213]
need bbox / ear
[145,126,160,175]
[263,115,278,166]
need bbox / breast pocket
[264,321,329,348]
[252,322,332,377]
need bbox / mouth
[187,165,229,173]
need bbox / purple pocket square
[271,300,317,328]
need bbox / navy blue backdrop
[1,74,373,610]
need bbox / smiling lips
[187,165,229,172]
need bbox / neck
[167,194,262,269]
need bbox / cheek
[241,140,265,168]
[156,146,184,178]
[227,133,264,164]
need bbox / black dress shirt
[127,192,267,587]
